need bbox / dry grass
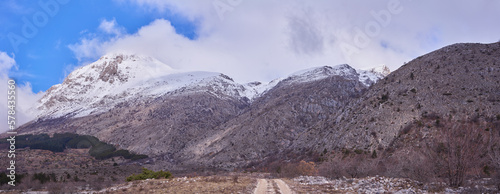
[102,175,256,194]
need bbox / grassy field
[102,175,256,194]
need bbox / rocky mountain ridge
[32,53,387,120]
[321,42,500,152]
[18,53,387,170]
[18,42,500,172]
[36,54,253,119]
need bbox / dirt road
[254,179,293,194]
[274,179,293,194]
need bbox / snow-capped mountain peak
[63,53,175,86]
[367,65,391,76]
[287,64,358,83]
[34,53,389,120]
[281,64,385,86]
[36,54,248,119]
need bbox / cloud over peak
[69,0,500,83]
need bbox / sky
[1,0,500,129]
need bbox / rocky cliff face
[316,42,500,154]
[191,65,375,168]
[191,42,500,170]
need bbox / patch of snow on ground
[293,176,425,193]
[294,176,331,185]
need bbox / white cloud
[0,52,44,133]
[98,18,125,36]
[70,0,500,83]
[0,52,16,73]
[287,9,325,55]
[68,37,109,62]
[68,18,125,62]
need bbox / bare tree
[318,154,374,179]
[343,155,373,178]
[488,124,500,190]
[432,122,489,187]
[280,160,317,178]
[318,159,343,179]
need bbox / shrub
[435,119,441,127]
[66,135,100,149]
[280,160,317,178]
[126,168,172,181]
[0,172,24,185]
[318,160,343,179]
[89,143,116,159]
[482,165,491,176]
[431,122,489,187]
[73,175,80,182]
[323,154,374,178]
[380,93,389,104]
[89,144,148,160]
[33,173,51,184]
[2,133,148,160]
[130,154,148,161]
[495,172,500,191]
[13,133,71,152]
[109,150,147,160]
[401,123,413,135]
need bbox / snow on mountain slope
[282,64,389,86]
[358,65,391,86]
[241,79,282,99]
[240,64,388,100]
[368,65,391,76]
[34,53,389,120]
[35,54,250,119]
[286,64,357,84]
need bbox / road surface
[254,178,293,194]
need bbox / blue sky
[0,0,197,93]
[1,0,500,95]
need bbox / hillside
[319,42,500,152]
[191,65,378,168]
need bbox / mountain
[34,54,258,119]
[296,43,500,170]
[187,64,382,168]
[176,42,500,171]
[19,42,500,173]
[17,54,386,170]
